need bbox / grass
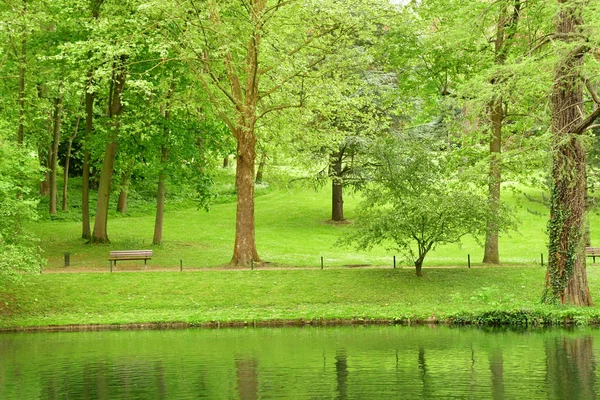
[5,168,600,329]
[30,166,588,271]
[4,266,600,329]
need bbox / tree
[341,135,505,276]
[155,0,389,266]
[544,0,600,306]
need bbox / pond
[0,325,598,399]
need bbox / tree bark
[545,1,593,305]
[415,259,423,277]
[228,1,264,267]
[116,167,132,214]
[153,86,173,245]
[17,37,25,146]
[82,73,94,239]
[49,93,63,215]
[91,57,126,243]
[62,115,81,211]
[331,152,344,222]
[483,1,520,263]
[255,151,266,184]
[483,97,502,264]
[231,122,260,266]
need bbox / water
[0,325,598,399]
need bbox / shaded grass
[31,181,599,271]
[3,266,600,329]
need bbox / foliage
[340,134,514,275]
[0,138,44,285]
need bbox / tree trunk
[153,171,166,245]
[39,142,51,196]
[62,116,81,212]
[545,1,592,306]
[414,258,423,277]
[255,151,266,184]
[17,37,25,145]
[116,167,132,214]
[483,97,502,264]
[49,93,63,215]
[82,74,94,239]
[331,152,344,222]
[91,57,126,244]
[483,2,521,263]
[231,123,260,266]
[153,87,173,246]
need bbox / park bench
[109,250,153,268]
[585,247,600,264]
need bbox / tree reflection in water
[545,335,595,400]
[236,357,259,400]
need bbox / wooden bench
[585,247,600,264]
[109,250,153,268]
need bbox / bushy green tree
[0,137,44,284]
[341,135,512,276]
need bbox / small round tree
[342,134,511,276]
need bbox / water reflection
[335,349,348,400]
[1,326,599,399]
[545,335,595,400]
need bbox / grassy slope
[33,179,581,270]
[4,267,599,328]
[4,171,600,328]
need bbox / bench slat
[108,250,153,263]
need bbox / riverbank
[3,267,600,331]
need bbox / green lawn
[31,177,582,271]
[3,266,600,329]
[5,173,600,329]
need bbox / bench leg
[144,259,147,266]
[594,256,596,264]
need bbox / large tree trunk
[49,93,63,215]
[483,97,502,264]
[545,1,592,305]
[231,123,260,266]
[91,57,126,244]
[82,74,94,239]
[331,152,344,222]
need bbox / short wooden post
[393,256,396,269]
[180,259,183,272]
[321,257,324,270]
[541,253,544,267]
[468,254,471,269]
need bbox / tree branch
[257,102,303,120]
[584,78,600,105]
[258,24,338,75]
[259,55,326,100]
[574,107,600,134]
